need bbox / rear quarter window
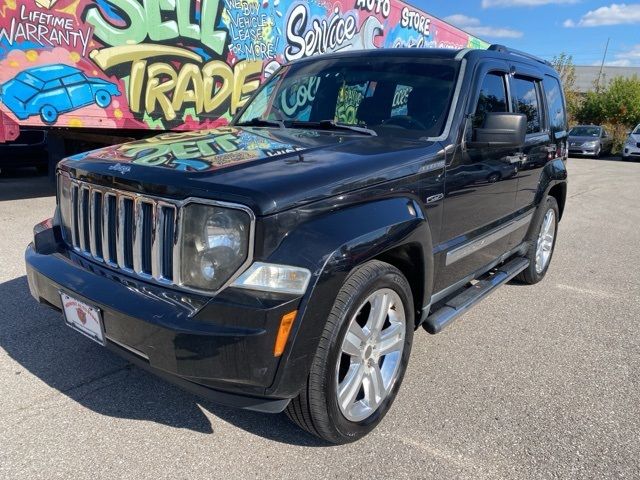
[543,76,567,134]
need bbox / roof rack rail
[488,44,552,67]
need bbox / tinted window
[569,126,601,137]
[62,73,86,86]
[44,80,62,90]
[543,76,566,133]
[17,72,44,90]
[236,58,460,138]
[513,77,542,134]
[474,73,508,127]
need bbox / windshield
[235,56,460,139]
[633,125,640,135]
[16,72,44,90]
[569,126,601,137]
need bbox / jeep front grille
[57,173,178,284]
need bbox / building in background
[574,66,640,93]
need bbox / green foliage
[575,91,606,125]
[573,74,640,153]
[551,53,580,123]
[602,76,640,126]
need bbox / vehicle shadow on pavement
[0,169,55,201]
[0,276,326,447]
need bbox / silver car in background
[622,124,640,161]
[568,125,613,158]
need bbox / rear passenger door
[508,71,551,215]
[62,73,93,108]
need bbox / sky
[414,1,640,67]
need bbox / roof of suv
[288,45,558,77]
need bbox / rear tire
[286,260,414,444]
[40,105,58,124]
[516,195,559,284]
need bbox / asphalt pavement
[0,158,639,479]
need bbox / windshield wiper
[290,120,377,136]
[235,117,285,128]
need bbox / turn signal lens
[232,262,311,294]
[274,311,297,357]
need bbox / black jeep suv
[25,45,568,444]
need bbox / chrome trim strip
[116,195,126,270]
[133,198,144,274]
[102,193,113,266]
[78,186,89,252]
[70,184,78,249]
[151,203,162,280]
[445,213,533,266]
[88,190,101,259]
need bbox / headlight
[180,203,252,291]
[626,138,635,146]
[583,141,597,147]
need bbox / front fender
[263,197,434,398]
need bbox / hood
[60,126,443,216]
[1,79,37,102]
[628,134,640,143]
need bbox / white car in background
[622,124,640,161]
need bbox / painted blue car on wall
[0,64,121,125]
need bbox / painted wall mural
[0,0,489,131]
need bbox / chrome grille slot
[90,190,103,259]
[58,176,181,287]
[161,206,175,280]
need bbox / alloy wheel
[535,209,556,274]
[335,288,406,422]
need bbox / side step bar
[423,257,530,334]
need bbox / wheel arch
[373,242,427,328]
[547,181,567,220]
[263,196,435,398]
[534,159,568,220]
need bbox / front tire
[516,195,559,284]
[95,90,112,108]
[286,260,414,444]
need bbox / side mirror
[467,113,527,149]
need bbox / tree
[551,53,579,123]
[574,91,606,125]
[602,75,640,127]
[573,75,640,153]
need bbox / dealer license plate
[60,292,105,346]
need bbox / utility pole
[596,37,610,92]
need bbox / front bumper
[623,145,640,159]
[25,223,303,413]
[568,146,599,156]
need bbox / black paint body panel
[25,48,568,407]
